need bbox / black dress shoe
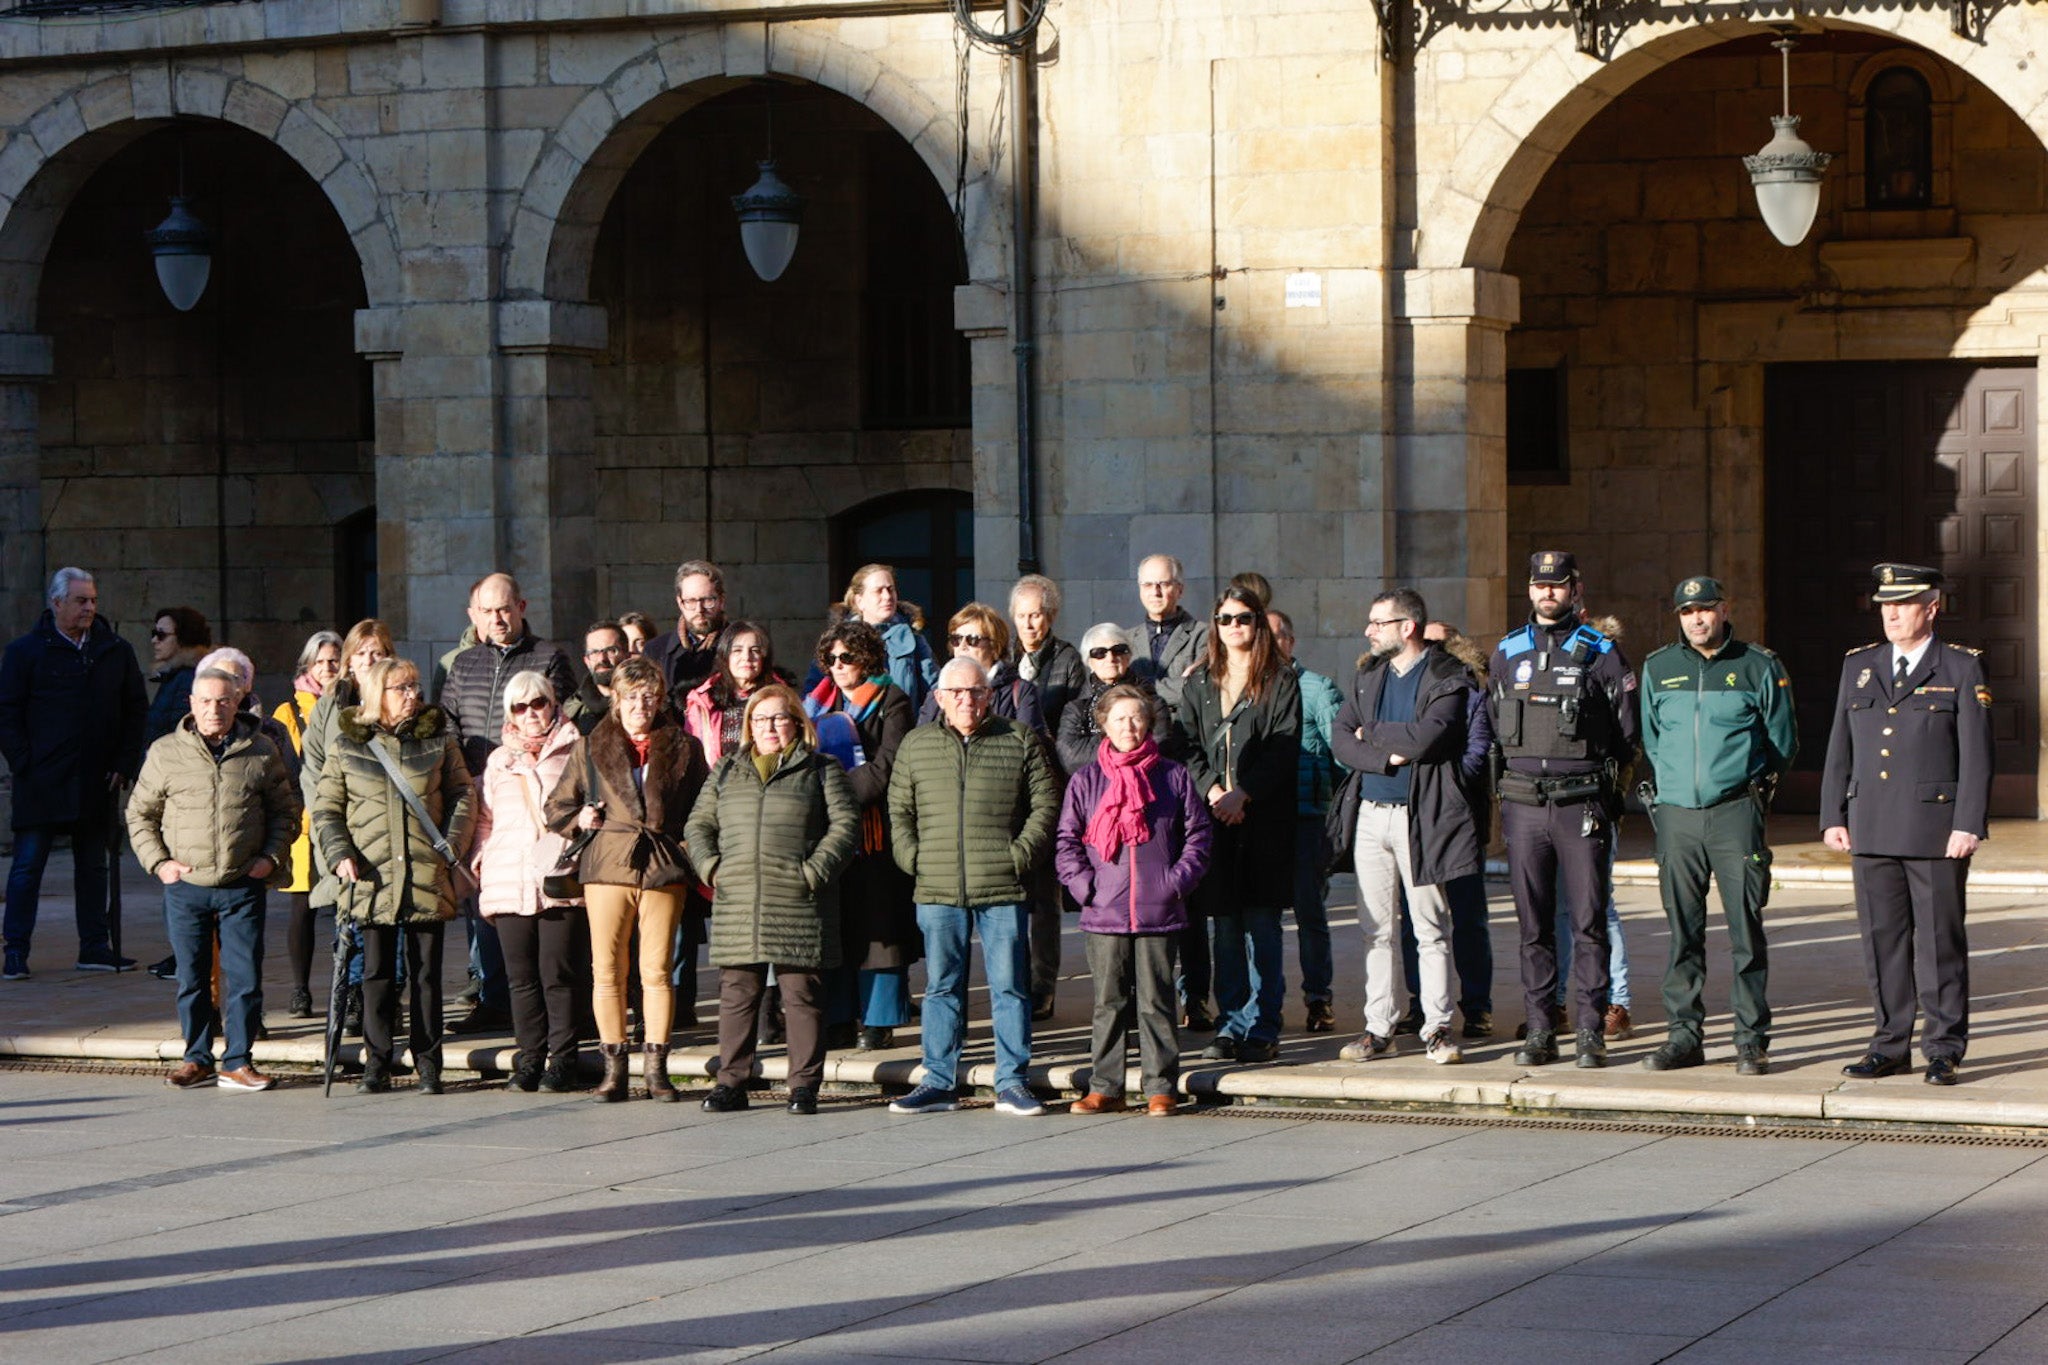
[701,1083,750,1112]
[445,1005,511,1037]
[858,1026,895,1051]
[787,1086,819,1115]
[1842,1053,1906,1079]
[1200,1035,1238,1061]
[1924,1056,1960,1086]
[1235,1038,1279,1063]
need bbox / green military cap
[1673,576,1725,609]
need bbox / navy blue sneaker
[993,1084,1046,1116]
[76,947,135,973]
[3,949,27,981]
[888,1083,960,1114]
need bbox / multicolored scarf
[1085,735,1160,862]
[804,672,890,722]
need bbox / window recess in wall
[1507,364,1569,486]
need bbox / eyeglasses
[1214,612,1258,628]
[584,644,624,659]
[1087,644,1132,660]
[947,632,991,649]
[1139,580,1178,592]
[938,686,991,699]
[386,682,423,696]
[508,698,551,715]
[751,713,798,728]
[826,651,862,666]
[1365,616,1410,630]
[678,596,722,610]
[149,628,173,641]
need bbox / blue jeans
[1211,908,1285,1045]
[916,902,1031,1091]
[4,819,113,956]
[163,878,266,1071]
[1399,872,1494,1016]
[1555,841,1629,1008]
[1292,818,1334,1004]
[464,898,509,1011]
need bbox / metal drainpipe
[1008,0,1040,575]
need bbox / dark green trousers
[1654,796,1772,1049]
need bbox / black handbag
[542,744,600,900]
[1320,767,1363,876]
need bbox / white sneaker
[1424,1027,1463,1065]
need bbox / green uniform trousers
[1654,795,1772,1049]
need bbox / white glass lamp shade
[1743,116,1831,248]
[731,161,805,283]
[146,196,213,311]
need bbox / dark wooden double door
[1766,361,2037,816]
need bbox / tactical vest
[1493,623,1615,763]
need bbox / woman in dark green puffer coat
[685,683,858,1115]
[312,657,474,1095]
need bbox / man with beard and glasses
[568,620,629,735]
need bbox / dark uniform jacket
[1487,615,1639,781]
[1641,632,1797,809]
[440,631,579,775]
[0,612,147,830]
[1331,649,1482,888]
[1819,637,1993,858]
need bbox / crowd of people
[0,546,1994,1107]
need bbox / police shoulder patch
[1946,642,1984,657]
[1845,642,1880,657]
[1499,626,1536,658]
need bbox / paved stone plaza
[4,1066,2048,1362]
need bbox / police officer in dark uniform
[1488,551,1639,1069]
[1820,562,1993,1086]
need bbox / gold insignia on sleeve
[1976,683,1994,708]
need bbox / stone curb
[12,1031,2048,1131]
[1489,858,2048,893]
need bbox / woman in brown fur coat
[545,656,708,1102]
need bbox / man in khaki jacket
[128,668,301,1091]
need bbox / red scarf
[1085,736,1159,861]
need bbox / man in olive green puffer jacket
[127,669,302,1092]
[886,657,1060,1116]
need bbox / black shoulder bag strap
[367,736,477,894]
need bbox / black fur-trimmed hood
[336,704,449,746]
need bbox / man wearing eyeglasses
[1487,550,1640,1070]
[0,567,148,980]
[886,656,1060,1116]
[646,559,730,700]
[567,620,629,735]
[1129,554,1203,712]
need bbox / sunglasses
[149,628,173,641]
[1087,644,1132,660]
[508,698,551,715]
[1214,611,1258,628]
[947,633,991,649]
[826,651,862,666]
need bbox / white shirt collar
[1893,638,1932,677]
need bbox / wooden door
[1766,361,2037,816]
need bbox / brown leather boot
[593,1042,631,1102]
[643,1043,679,1102]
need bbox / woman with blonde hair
[312,657,474,1093]
[837,563,938,713]
[686,683,858,1114]
[545,656,708,1102]
[473,672,587,1092]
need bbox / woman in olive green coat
[312,656,474,1094]
[685,683,859,1115]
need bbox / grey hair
[1009,573,1063,621]
[936,654,990,690]
[46,567,93,605]
[1137,553,1184,585]
[502,669,559,720]
[294,630,344,674]
[194,668,243,689]
[195,647,255,693]
[1078,621,1128,655]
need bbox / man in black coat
[1821,562,1993,1087]
[0,568,148,977]
[1330,588,1481,1065]
[643,559,729,703]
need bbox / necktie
[1895,655,1910,691]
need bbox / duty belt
[1497,770,1607,807]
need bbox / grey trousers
[1084,931,1179,1098]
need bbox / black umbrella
[322,917,351,1096]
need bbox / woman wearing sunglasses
[1175,587,1301,1064]
[915,603,1044,734]
[804,620,917,1049]
[472,673,586,1093]
[1057,623,1171,776]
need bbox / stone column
[1393,268,1518,636]
[0,333,52,634]
[498,300,607,642]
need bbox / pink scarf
[1085,736,1159,862]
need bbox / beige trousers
[584,883,686,1045]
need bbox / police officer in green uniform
[1821,563,1993,1087]
[1637,577,1796,1076]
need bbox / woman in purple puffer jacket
[1056,683,1213,1116]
